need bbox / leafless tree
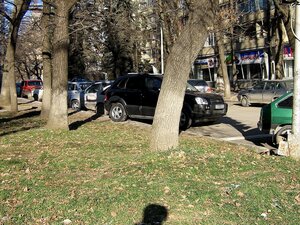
[0,0,32,112]
[46,0,78,130]
[150,0,218,151]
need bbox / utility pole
[288,1,300,158]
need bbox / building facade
[194,0,294,85]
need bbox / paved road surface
[185,102,275,152]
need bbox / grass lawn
[1,110,300,224]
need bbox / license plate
[215,104,225,109]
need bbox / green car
[257,91,293,145]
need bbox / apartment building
[194,0,294,84]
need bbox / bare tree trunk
[1,41,16,111]
[46,0,77,129]
[0,0,32,112]
[216,32,231,99]
[150,0,217,151]
[41,1,52,119]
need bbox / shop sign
[195,57,218,68]
[240,50,264,64]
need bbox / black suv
[104,74,227,129]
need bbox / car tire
[275,125,292,145]
[241,96,249,107]
[180,109,192,130]
[109,102,127,122]
[33,94,38,101]
[71,100,80,110]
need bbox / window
[253,82,264,90]
[278,96,293,109]
[68,84,77,91]
[204,33,215,47]
[265,82,275,90]
[28,81,42,86]
[86,84,102,93]
[145,77,161,90]
[117,78,128,89]
[238,0,273,13]
[126,77,144,89]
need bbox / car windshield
[186,82,198,92]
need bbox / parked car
[104,74,227,130]
[188,79,213,93]
[20,79,43,98]
[68,81,93,110]
[84,80,114,113]
[238,79,293,107]
[257,91,292,145]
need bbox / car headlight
[195,97,208,105]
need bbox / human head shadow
[135,204,168,225]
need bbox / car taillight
[104,94,108,102]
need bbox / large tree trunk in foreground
[1,41,17,112]
[41,1,52,119]
[150,0,218,151]
[46,1,77,129]
[0,0,32,112]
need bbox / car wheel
[33,94,38,101]
[241,96,249,107]
[71,100,80,110]
[275,125,292,145]
[180,109,192,130]
[109,103,127,122]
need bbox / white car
[84,81,114,114]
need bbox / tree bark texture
[0,0,31,112]
[150,0,218,151]
[46,0,77,129]
[216,31,231,99]
[41,1,52,119]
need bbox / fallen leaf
[295,193,300,205]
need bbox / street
[185,102,275,152]
[10,98,275,152]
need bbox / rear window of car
[188,80,208,86]
[28,81,43,86]
[278,95,293,108]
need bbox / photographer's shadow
[135,204,168,225]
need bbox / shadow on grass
[0,109,40,123]
[68,110,81,116]
[135,204,168,225]
[69,113,101,130]
[0,126,41,137]
[0,110,43,137]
